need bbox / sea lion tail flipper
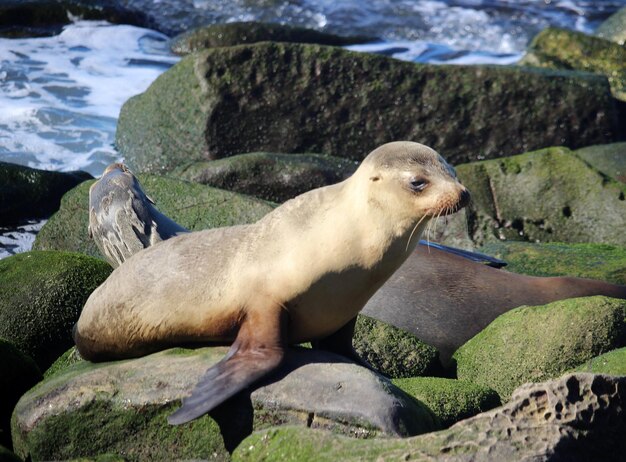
[168,306,288,425]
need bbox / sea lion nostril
[459,189,470,207]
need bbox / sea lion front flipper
[168,306,288,425]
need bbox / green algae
[453,296,626,400]
[479,241,626,284]
[0,251,112,370]
[392,377,501,427]
[353,315,441,378]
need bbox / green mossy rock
[353,315,441,378]
[392,377,501,428]
[43,346,83,379]
[171,21,374,55]
[0,0,147,38]
[0,251,112,370]
[0,340,41,451]
[33,174,275,258]
[456,147,626,246]
[12,347,438,461]
[574,142,626,184]
[174,152,358,203]
[478,241,626,284]
[116,42,621,174]
[453,296,626,400]
[573,347,626,375]
[233,373,626,461]
[0,162,91,226]
[595,6,626,45]
[521,27,626,101]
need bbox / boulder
[453,296,626,400]
[0,162,91,226]
[33,174,275,258]
[574,142,626,184]
[0,251,112,370]
[572,347,626,376]
[0,340,41,450]
[174,152,358,203]
[595,6,626,45]
[233,373,626,461]
[455,147,626,246]
[116,42,622,174]
[171,22,374,55]
[0,0,148,38]
[353,315,441,378]
[12,347,439,461]
[521,27,626,101]
[478,241,626,284]
[392,377,500,428]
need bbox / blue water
[0,0,624,257]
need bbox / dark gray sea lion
[362,246,626,364]
[75,141,469,424]
[88,163,188,268]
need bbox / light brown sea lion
[74,141,470,425]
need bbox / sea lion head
[357,141,469,221]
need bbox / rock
[521,27,626,101]
[455,147,626,246]
[0,0,148,38]
[0,251,112,370]
[11,347,439,461]
[574,142,626,184]
[170,21,374,55]
[33,174,275,258]
[174,152,358,203]
[392,377,501,428]
[116,42,622,174]
[595,6,626,45]
[0,340,41,451]
[43,346,83,379]
[233,373,626,462]
[0,162,91,226]
[453,296,626,400]
[352,315,441,378]
[478,241,626,284]
[572,347,626,376]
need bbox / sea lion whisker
[406,212,430,252]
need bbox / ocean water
[0,0,624,258]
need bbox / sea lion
[74,141,470,425]
[88,163,188,267]
[362,245,626,364]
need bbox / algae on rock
[12,347,438,461]
[174,152,358,203]
[116,42,621,174]
[33,174,275,259]
[478,241,626,284]
[456,147,626,247]
[392,377,501,428]
[233,374,626,462]
[453,296,626,400]
[0,251,112,370]
[521,27,626,101]
[353,315,441,378]
[572,347,626,376]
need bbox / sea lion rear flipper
[168,306,288,425]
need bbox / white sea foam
[0,20,178,176]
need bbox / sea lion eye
[409,177,429,192]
